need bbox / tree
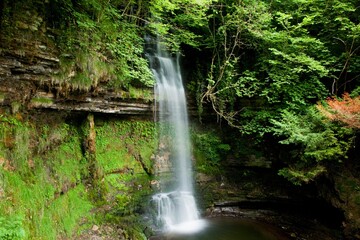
[182,0,359,137]
[317,93,360,129]
[201,0,271,128]
[272,107,354,185]
[147,0,214,51]
[176,0,360,186]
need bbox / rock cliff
[0,3,154,116]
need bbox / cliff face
[0,43,154,115]
[0,2,154,116]
[0,4,156,238]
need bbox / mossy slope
[0,112,157,239]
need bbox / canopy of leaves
[198,0,359,133]
[163,0,359,186]
[43,0,220,90]
[147,0,215,51]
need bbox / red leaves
[317,93,360,129]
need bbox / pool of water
[159,218,288,240]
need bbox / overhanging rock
[28,90,155,115]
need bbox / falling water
[148,42,204,233]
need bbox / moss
[46,185,93,237]
[0,93,5,103]
[0,113,93,239]
[128,86,154,102]
[1,167,93,239]
[94,119,157,216]
[191,126,230,175]
[30,97,53,105]
[0,215,26,240]
[0,112,159,239]
[11,102,21,114]
[54,52,115,93]
[95,120,157,175]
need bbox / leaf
[317,93,360,129]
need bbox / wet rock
[89,236,102,240]
[196,173,214,183]
[153,151,172,173]
[27,90,154,115]
[0,187,4,198]
[78,224,127,240]
[92,225,100,232]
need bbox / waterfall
[148,42,205,233]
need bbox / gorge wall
[0,2,158,239]
[0,1,359,240]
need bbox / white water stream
[149,44,205,233]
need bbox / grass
[0,114,93,239]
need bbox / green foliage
[0,216,25,240]
[200,0,275,127]
[104,22,154,88]
[272,108,353,162]
[191,127,230,174]
[238,109,274,138]
[0,114,31,173]
[278,166,326,186]
[176,0,360,188]
[350,86,360,98]
[193,0,359,139]
[53,0,155,90]
[148,0,214,51]
[272,107,354,185]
